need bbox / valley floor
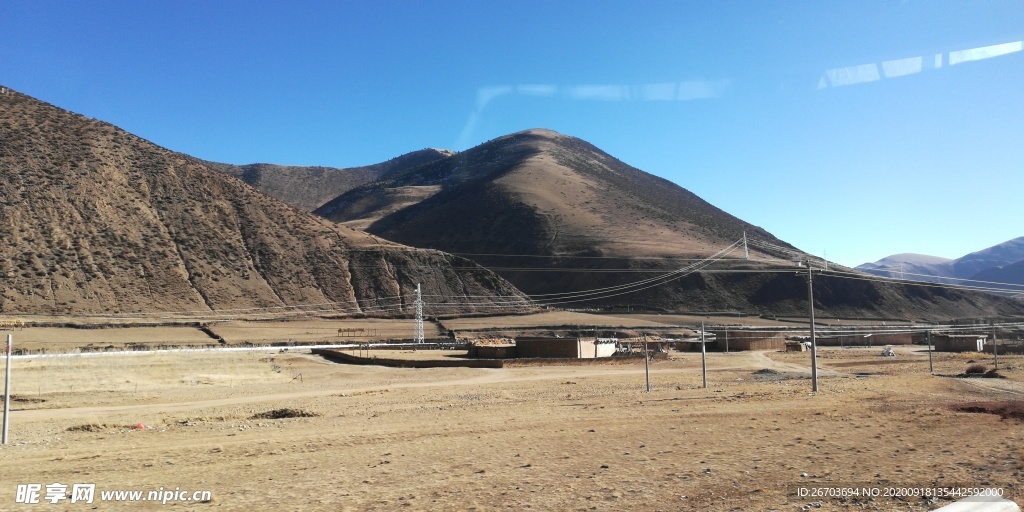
[0,346,1022,511]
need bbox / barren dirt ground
[1,346,1022,511]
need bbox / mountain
[205,148,453,211]
[317,129,1024,318]
[858,236,1024,286]
[318,129,788,257]
[955,236,1024,279]
[855,254,956,282]
[0,86,526,316]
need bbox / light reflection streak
[819,39,1021,89]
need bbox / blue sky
[2,1,1022,267]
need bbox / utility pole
[642,333,650,393]
[927,331,934,375]
[805,260,819,393]
[700,321,708,389]
[743,231,749,260]
[414,284,425,344]
[3,334,12,445]
[992,322,998,370]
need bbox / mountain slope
[971,259,1024,294]
[205,148,453,211]
[0,86,525,316]
[318,129,1024,318]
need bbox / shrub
[250,408,318,420]
[965,363,987,375]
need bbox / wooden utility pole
[3,334,12,445]
[806,262,819,393]
[927,331,934,375]
[992,322,998,370]
[642,334,650,393]
[700,321,708,389]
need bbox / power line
[525,241,744,303]
[821,268,1024,295]
[851,268,1024,289]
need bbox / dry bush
[964,363,987,374]
[954,401,1024,421]
[250,408,318,420]
[66,423,126,432]
[66,423,104,432]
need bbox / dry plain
[0,340,1022,511]
[10,311,691,353]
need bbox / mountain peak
[875,254,954,266]
[484,128,570,148]
[513,127,564,138]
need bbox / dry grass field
[5,318,433,352]
[1,344,1022,511]
[7,326,218,352]
[208,319,432,344]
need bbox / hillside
[317,129,1024,318]
[971,259,1024,294]
[0,87,526,316]
[205,148,452,211]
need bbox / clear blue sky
[2,1,1022,267]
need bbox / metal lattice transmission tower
[414,283,425,343]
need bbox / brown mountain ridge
[0,86,526,316]
[204,148,453,211]
[317,129,1024,319]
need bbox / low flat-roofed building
[709,330,786,351]
[514,336,617,359]
[933,334,987,352]
[815,333,913,347]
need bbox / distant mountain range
[0,86,525,315]
[857,237,1024,293]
